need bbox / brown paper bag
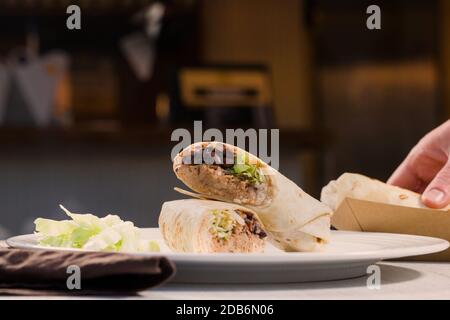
[331,198,450,261]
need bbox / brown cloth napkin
[0,247,175,296]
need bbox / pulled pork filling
[209,209,267,242]
[178,145,271,206]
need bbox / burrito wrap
[159,199,266,253]
[321,172,450,211]
[173,142,332,251]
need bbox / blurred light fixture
[144,2,166,39]
[155,93,170,122]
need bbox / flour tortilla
[321,172,450,211]
[158,199,266,253]
[173,142,332,252]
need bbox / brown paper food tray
[331,198,450,261]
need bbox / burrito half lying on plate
[159,199,267,253]
[321,172,450,211]
[173,142,332,252]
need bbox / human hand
[388,120,450,209]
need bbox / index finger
[387,162,425,193]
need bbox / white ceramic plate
[7,229,449,284]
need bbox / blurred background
[0,0,449,236]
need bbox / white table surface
[3,261,450,300]
[144,261,450,300]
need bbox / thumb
[422,161,450,209]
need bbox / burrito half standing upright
[173,142,333,251]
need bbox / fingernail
[424,188,446,204]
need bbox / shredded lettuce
[210,209,236,241]
[229,152,265,184]
[34,205,160,253]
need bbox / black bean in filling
[236,210,267,239]
[181,145,234,168]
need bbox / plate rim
[6,229,449,264]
